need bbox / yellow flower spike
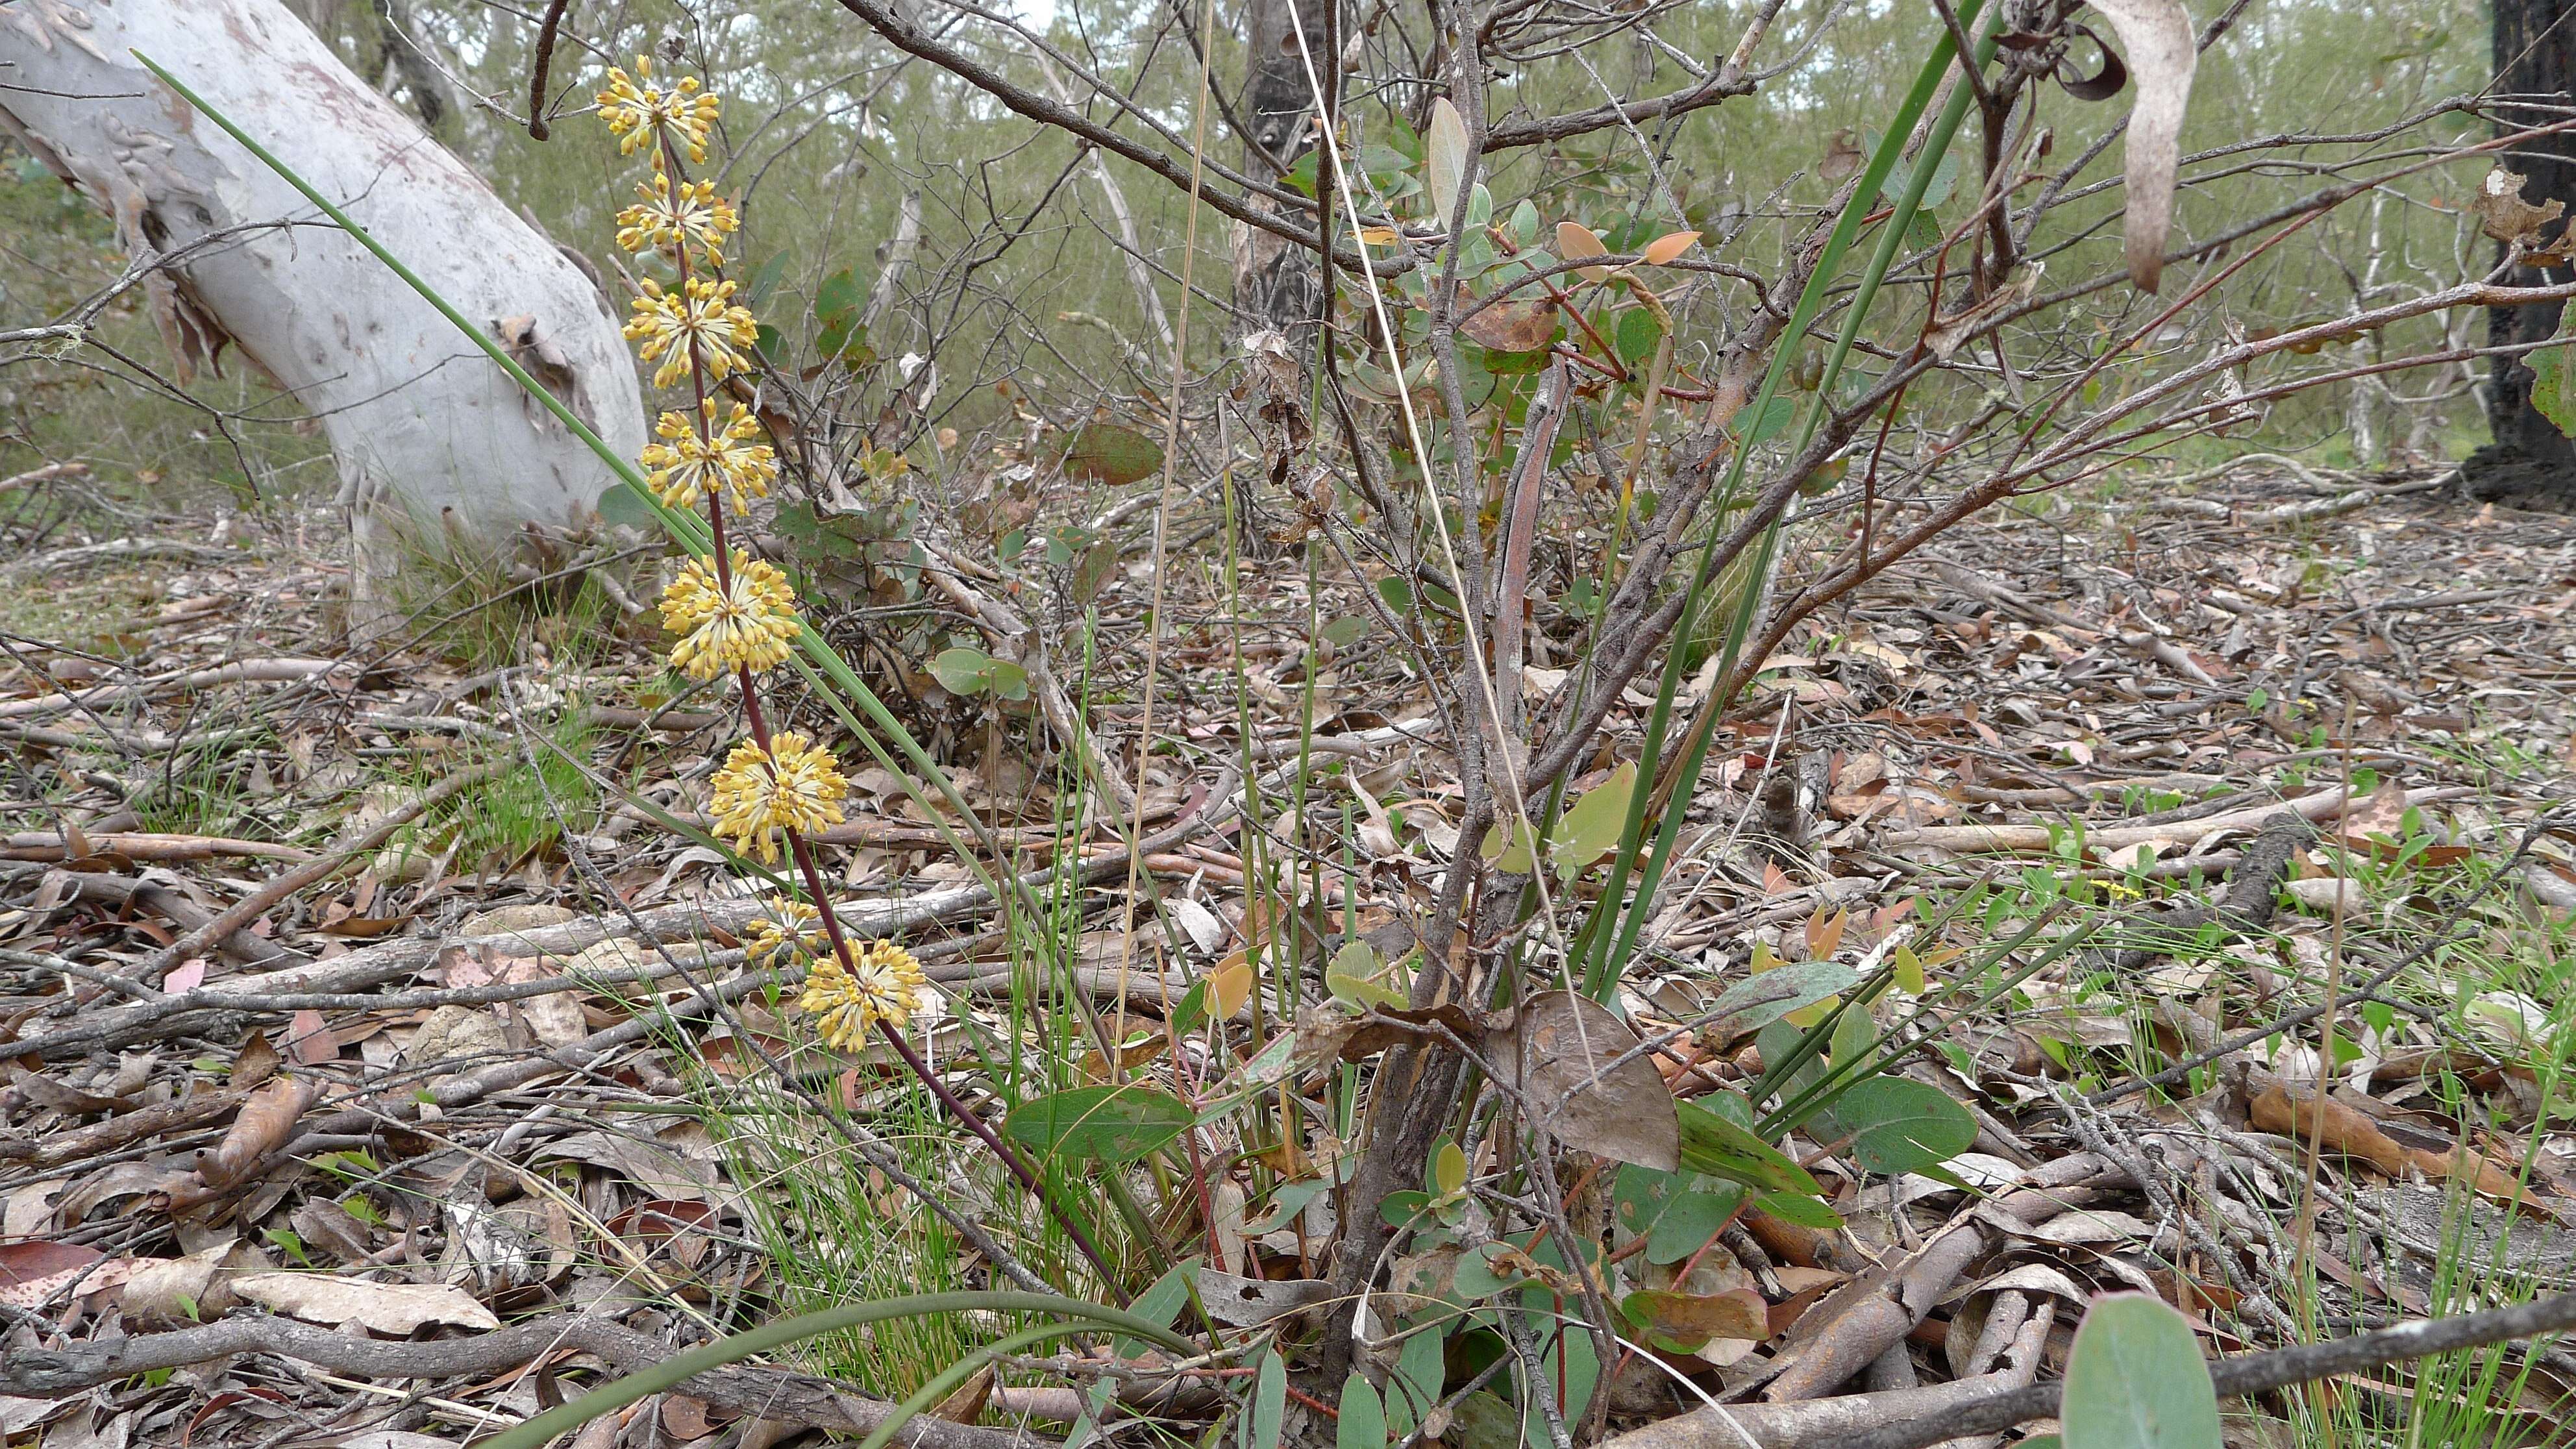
[798,938,929,1048]
[745,900,824,965]
[595,57,721,163]
[625,277,758,389]
[615,170,740,264]
[708,731,847,863]
[660,550,801,680]
[638,402,777,511]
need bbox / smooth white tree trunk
[0,0,645,632]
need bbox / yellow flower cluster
[639,401,776,510]
[625,277,759,389]
[599,62,881,1050]
[617,171,740,264]
[596,59,721,163]
[660,549,800,680]
[744,900,824,965]
[798,938,929,1047]
[709,731,847,863]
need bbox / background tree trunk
[2467,0,2576,506]
[1231,0,1331,350]
[0,0,645,634]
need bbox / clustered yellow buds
[799,939,930,1048]
[709,731,848,864]
[625,277,759,389]
[617,171,741,264]
[640,401,777,511]
[596,60,721,163]
[744,900,825,965]
[600,58,923,1054]
[660,550,800,680]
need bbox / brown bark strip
[0,1087,247,1167]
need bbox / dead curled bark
[1616,1261,2576,1449]
[1607,1298,2057,1449]
[0,1313,1043,1449]
[1736,1154,2126,1405]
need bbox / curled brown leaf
[197,1075,321,1189]
[2084,0,2198,291]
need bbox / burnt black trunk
[2465,0,2576,507]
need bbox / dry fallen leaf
[77,1244,236,1325]
[198,1076,321,1189]
[2285,876,2362,915]
[232,1028,280,1088]
[231,1271,501,1333]
[0,1240,103,1309]
[2471,166,2566,247]
[1497,989,1680,1170]
[2251,1080,2528,1201]
[284,1009,338,1066]
[660,1394,728,1440]
[2331,778,2412,850]
[2027,1208,2166,1246]
[932,1365,997,1425]
[2083,0,2198,290]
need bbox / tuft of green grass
[130,727,270,837]
[373,526,629,674]
[371,712,601,877]
[465,713,597,868]
[713,1082,991,1394]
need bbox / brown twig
[526,0,573,140]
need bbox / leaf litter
[0,465,2573,1444]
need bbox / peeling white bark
[0,0,645,630]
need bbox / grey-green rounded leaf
[2062,1293,2220,1449]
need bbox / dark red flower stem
[649,120,1117,1293]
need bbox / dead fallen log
[0,832,313,863]
[1876,785,2460,855]
[0,1313,1040,1449]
